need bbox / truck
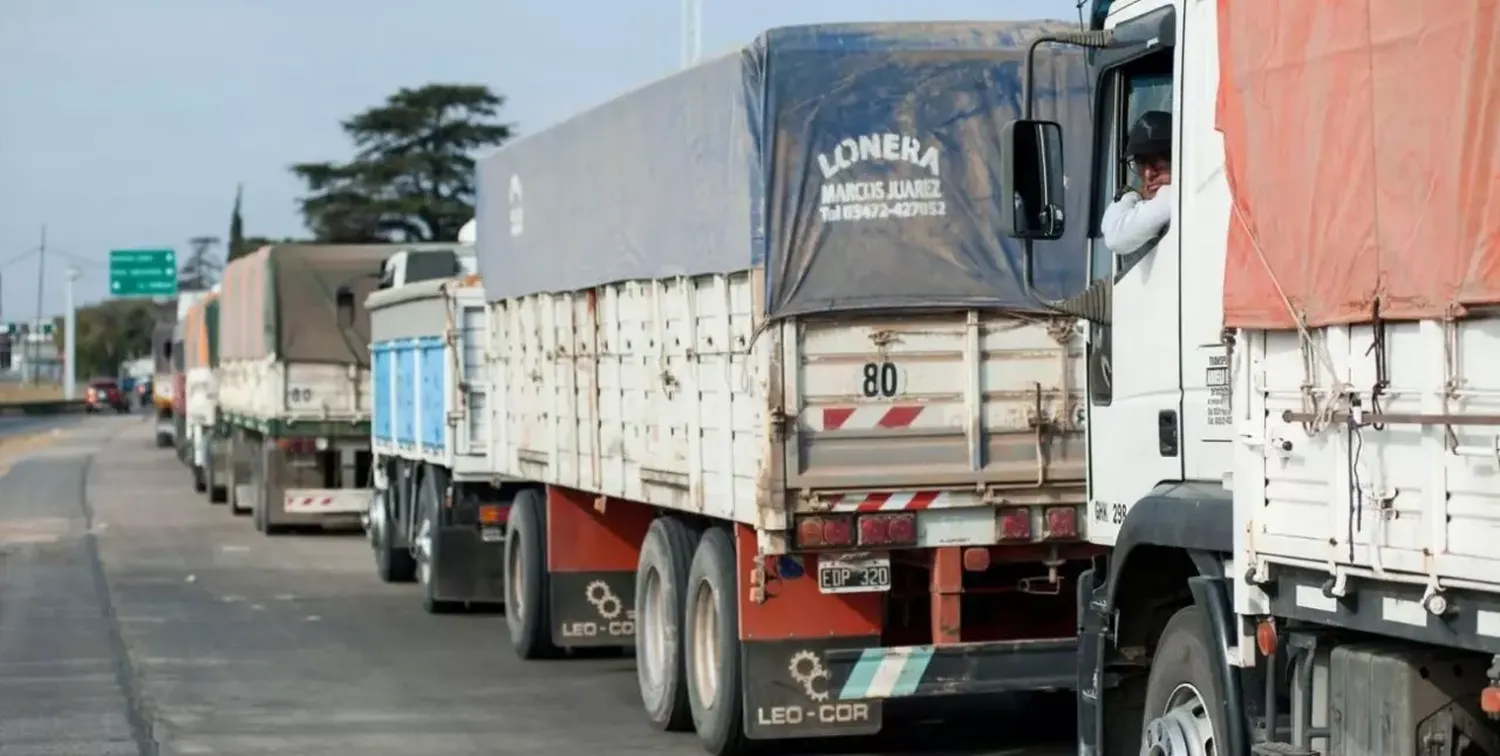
[216,245,390,534]
[169,290,213,466]
[180,289,229,505]
[468,21,1095,755]
[150,318,176,447]
[994,1,1500,754]
[362,235,509,611]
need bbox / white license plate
[481,526,505,543]
[817,554,891,594]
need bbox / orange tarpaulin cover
[1217,0,1500,329]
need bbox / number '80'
[289,388,313,403]
[861,362,899,398]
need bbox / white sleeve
[1101,184,1173,257]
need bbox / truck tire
[154,431,172,449]
[226,435,250,516]
[635,516,699,732]
[371,487,416,583]
[206,448,226,504]
[254,441,289,536]
[504,488,558,659]
[192,464,207,493]
[683,526,749,756]
[417,468,462,614]
[1139,606,1225,756]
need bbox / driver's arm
[1101,184,1173,257]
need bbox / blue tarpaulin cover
[476,21,1093,318]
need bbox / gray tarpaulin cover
[219,245,391,365]
[476,21,1092,318]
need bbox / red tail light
[1044,506,1078,540]
[795,515,856,549]
[858,513,917,547]
[998,507,1032,541]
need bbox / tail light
[1044,506,1078,540]
[998,507,1032,541]
[478,503,509,525]
[795,515,855,549]
[858,513,917,547]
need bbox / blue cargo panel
[418,337,446,452]
[395,343,417,448]
[372,342,394,443]
[476,21,1093,318]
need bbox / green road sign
[109,249,178,297]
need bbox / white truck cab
[375,222,477,291]
[1000,1,1500,754]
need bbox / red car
[85,378,129,413]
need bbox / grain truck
[216,245,388,534]
[360,233,509,611]
[997,0,1500,753]
[474,21,1094,754]
[180,289,228,504]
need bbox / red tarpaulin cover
[1217,0,1500,329]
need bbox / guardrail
[0,399,88,416]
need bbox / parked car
[86,378,129,413]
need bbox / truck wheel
[417,470,462,613]
[635,516,699,732]
[154,432,171,448]
[226,437,249,516]
[206,450,226,504]
[253,442,288,536]
[371,488,416,583]
[683,526,749,756]
[504,488,557,659]
[192,465,207,493]
[1140,606,1226,756]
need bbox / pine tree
[227,184,247,262]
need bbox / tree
[227,184,249,262]
[66,299,159,378]
[291,83,513,243]
[179,236,222,291]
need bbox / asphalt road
[0,416,1075,756]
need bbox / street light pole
[64,266,78,399]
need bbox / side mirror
[335,286,357,329]
[999,119,1067,241]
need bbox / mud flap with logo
[742,637,883,739]
[549,570,636,646]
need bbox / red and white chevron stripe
[283,490,370,514]
[815,405,925,431]
[824,490,954,513]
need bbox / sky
[0,0,1081,320]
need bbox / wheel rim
[689,579,720,708]
[1143,682,1217,756]
[368,491,385,547]
[509,532,526,622]
[416,509,432,585]
[638,565,668,708]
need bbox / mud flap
[548,570,636,647]
[431,524,507,604]
[1076,564,1108,753]
[741,637,883,740]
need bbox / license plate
[817,554,891,594]
[481,526,505,543]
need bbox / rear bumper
[432,524,507,603]
[824,638,1076,700]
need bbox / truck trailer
[996,0,1500,754]
[216,245,388,535]
[471,21,1094,754]
[181,289,229,505]
[363,255,511,612]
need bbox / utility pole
[64,267,78,399]
[28,225,46,383]
[681,0,702,68]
